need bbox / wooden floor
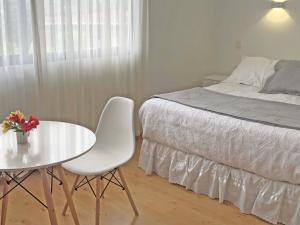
[1,137,269,225]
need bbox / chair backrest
[95,97,135,159]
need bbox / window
[0,0,134,66]
[0,0,33,65]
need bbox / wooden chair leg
[96,176,101,225]
[40,169,58,225]
[1,173,9,225]
[117,168,139,216]
[57,166,80,225]
[62,174,80,216]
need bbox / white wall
[143,0,216,98]
[214,0,300,74]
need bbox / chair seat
[62,145,132,176]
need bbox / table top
[0,121,96,171]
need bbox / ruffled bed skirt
[139,139,300,225]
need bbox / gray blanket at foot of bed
[154,87,300,130]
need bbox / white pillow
[224,56,278,88]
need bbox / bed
[138,58,300,225]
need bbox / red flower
[9,114,20,123]
[21,122,32,133]
[4,111,40,133]
[28,116,39,129]
[20,116,39,132]
[8,111,24,123]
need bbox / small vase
[16,132,28,144]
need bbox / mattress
[139,82,300,185]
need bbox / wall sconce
[271,1,287,9]
[265,0,290,24]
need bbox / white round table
[0,121,96,225]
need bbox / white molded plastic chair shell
[62,97,135,176]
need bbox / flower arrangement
[2,110,39,134]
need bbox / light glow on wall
[265,8,291,24]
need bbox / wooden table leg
[1,173,9,225]
[95,176,101,225]
[62,174,80,216]
[57,166,80,225]
[40,169,58,225]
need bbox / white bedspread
[139,82,300,185]
[207,82,300,105]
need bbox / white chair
[62,97,138,225]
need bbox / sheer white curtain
[0,0,147,130]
